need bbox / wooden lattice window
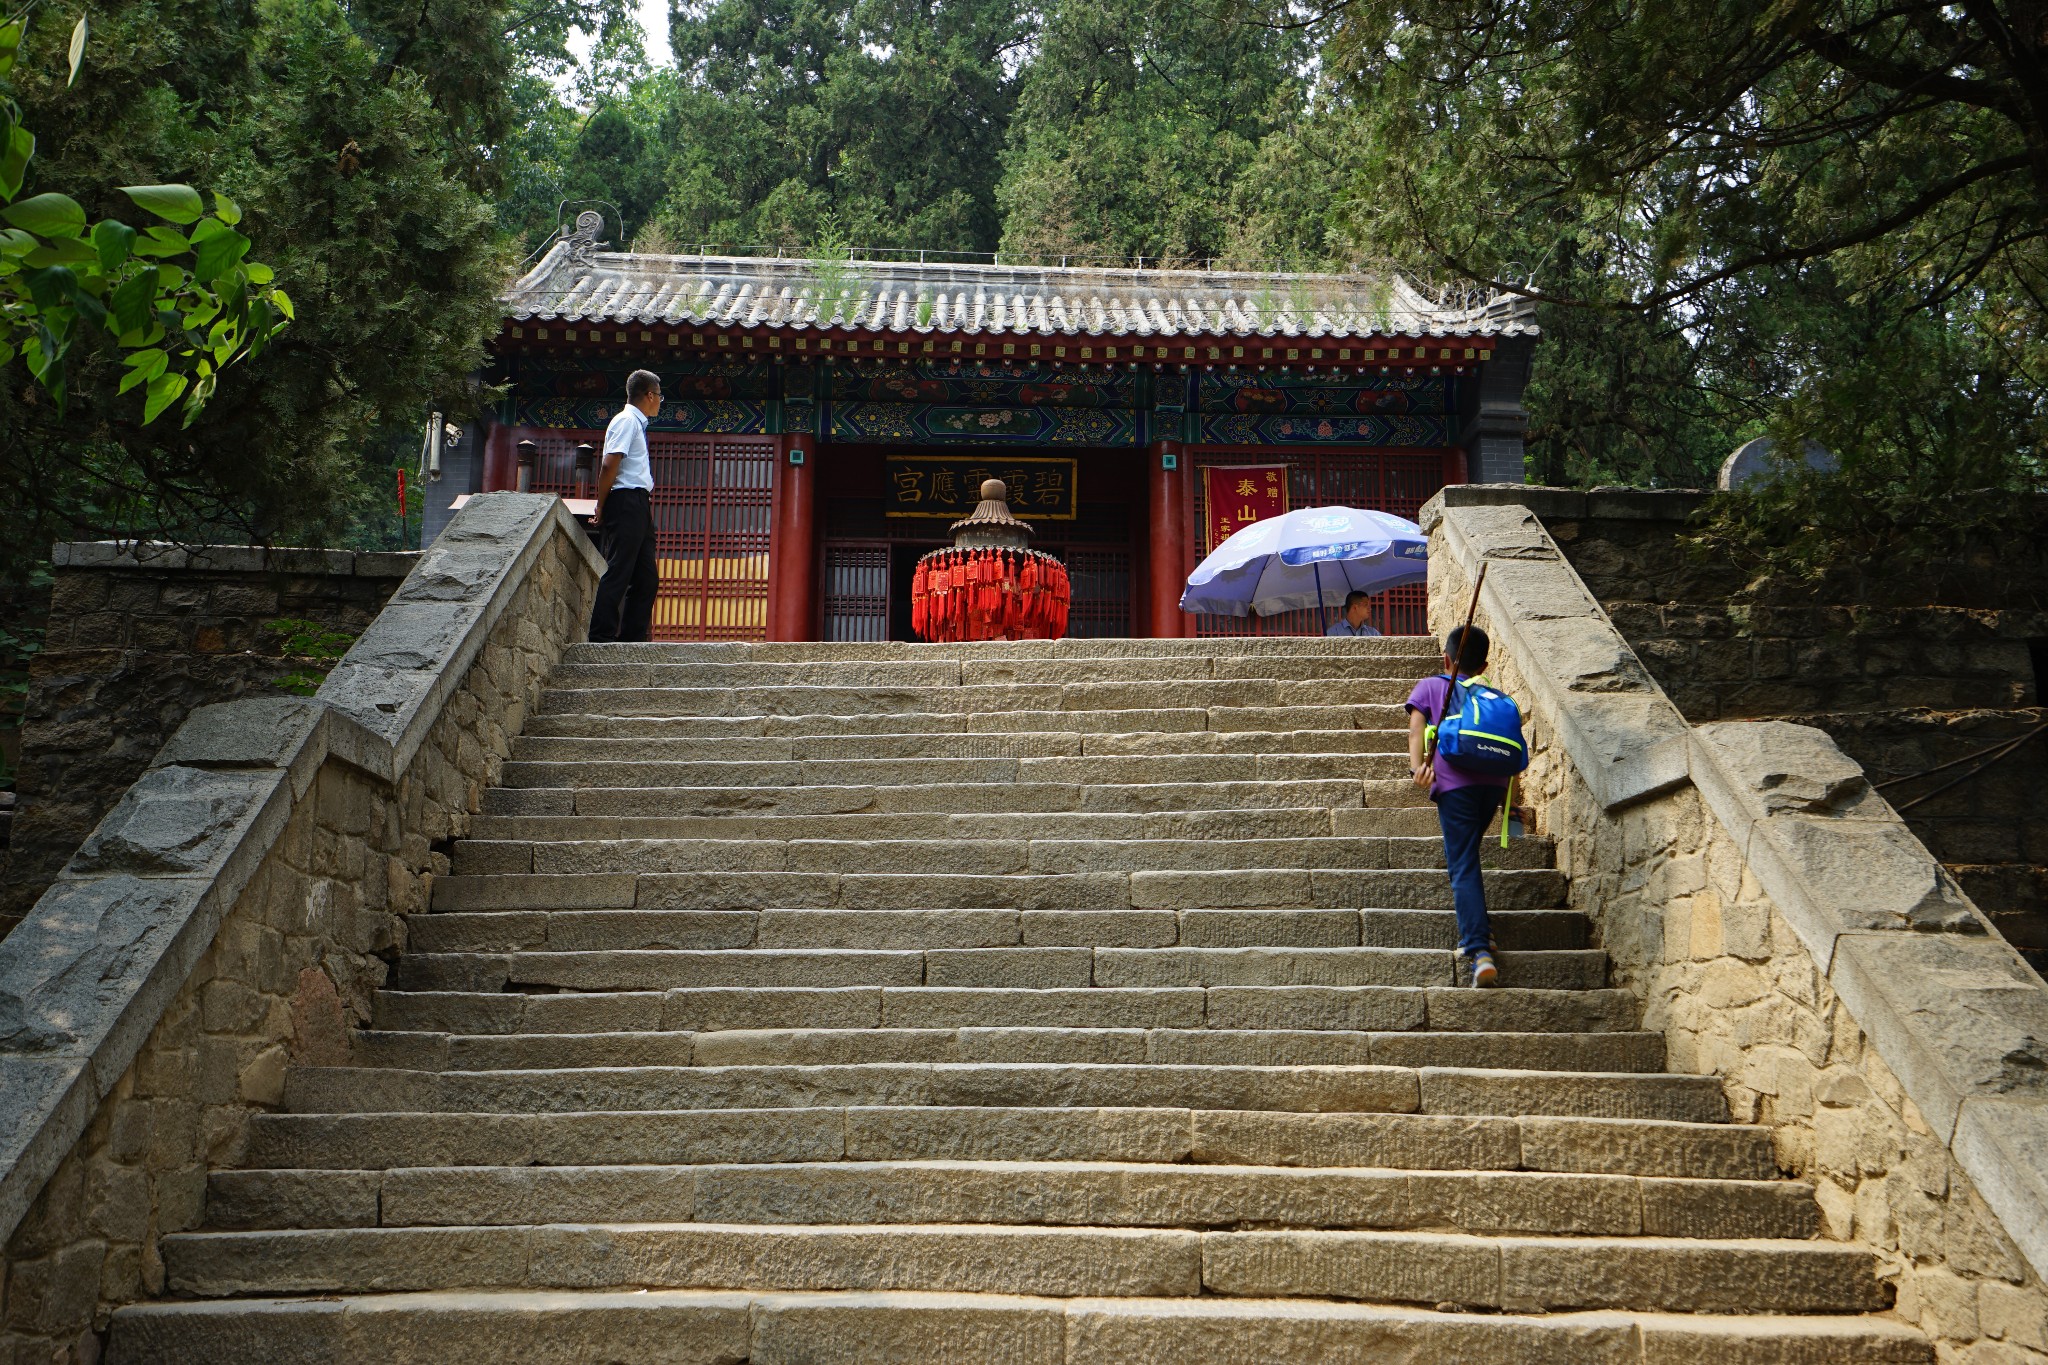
[1060,547,1134,638]
[822,544,890,642]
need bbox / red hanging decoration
[907,482,1072,643]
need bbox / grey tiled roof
[503,246,1539,341]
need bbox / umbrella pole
[1314,561,1327,634]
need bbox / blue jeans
[1435,784,1507,958]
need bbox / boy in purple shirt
[1405,625,1513,987]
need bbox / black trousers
[588,488,658,643]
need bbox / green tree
[0,0,598,574]
[1307,0,2048,505]
[998,0,1305,265]
[648,0,1030,252]
[1,13,292,425]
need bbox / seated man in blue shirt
[1325,590,1383,637]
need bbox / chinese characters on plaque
[884,455,1079,520]
[1203,464,1289,551]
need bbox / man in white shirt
[588,369,663,643]
[1325,590,1384,637]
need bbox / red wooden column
[480,425,517,493]
[768,434,819,641]
[1144,440,1188,638]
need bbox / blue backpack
[1432,675,1530,777]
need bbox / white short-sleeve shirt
[604,405,653,491]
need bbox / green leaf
[0,22,20,79]
[22,237,96,266]
[73,288,108,332]
[211,192,241,226]
[24,266,76,308]
[67,17,86,86]
[109,266,157,335]
[117,347,166,393]
[0,124,33,202]
[0,227,35,257]
[180,368,215,425]
[269,287,295,320]
[1,192,86,238]
[91,219,135,272]
[242,261,274,284]
[142,370,187,423]
[132,227,189,258]
[120,184,204,225]
[189,217,250,282]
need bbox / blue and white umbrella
[1179,505,1428,618]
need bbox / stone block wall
[1539,491,2043,722]
[1428,492,2048,1364]
[0,497,601,1362]
[1,546,417,937]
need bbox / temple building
[450,222,1538,641]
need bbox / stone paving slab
[205,1161,1814,1239]
[106,1292,1935,1365]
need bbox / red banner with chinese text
[1202,465,1288,553]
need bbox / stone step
[556,637,1445,662]
[204,1160,1815,1239]
[448,835,1556,878]
[509,728,1412,763]
[425,868,1570,913]
[107,1290,1934,1365]
[386,945,1604,994]
[498,753,1416,790]
[350,1027,1665,1074]
[242,1107,1776,1180]
[406,908,1590,954]
[547,657,1436,690]
[538,679,1418,718]
[154,1224,1881,1312]
[371,985,1642,1037]
[464,807,1447,844]
[479,779,1411,819]
[1201,1229,1890,1314]
[527,704,1412,738]
[281,1063,1728,1122]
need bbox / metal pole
[1314,560,1328,634]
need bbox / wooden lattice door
[649,434,773,641]
[517,428,773,642]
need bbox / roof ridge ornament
[567,210,609,265]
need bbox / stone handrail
[0,494,602,1269]
[1423,486,2048,1303]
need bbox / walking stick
[1429,560,1488,764]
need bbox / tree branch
[1795,23,2019,117]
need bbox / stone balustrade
[0,495,601,1358]
[1424,486,2048,1360]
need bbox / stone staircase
[108,638,1930,1362]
